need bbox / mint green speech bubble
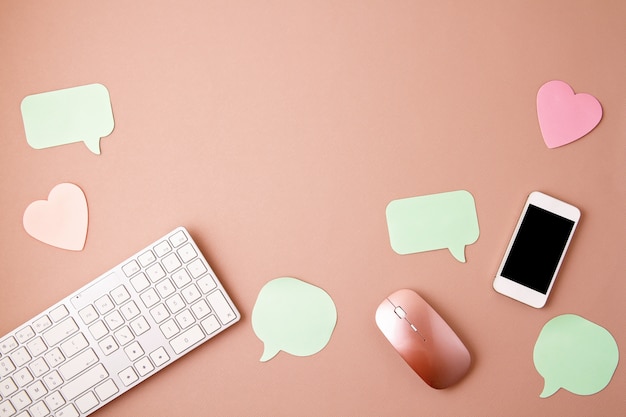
[534,314,619,398]
[21,83,114,154]
[385,190,479,262]
[252,277,337,362]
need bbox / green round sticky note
[534,314,619,398]
[252,277,337,362]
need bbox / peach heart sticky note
[537,80,602,148]
[23,183,88,251]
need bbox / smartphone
[493,191,580,308]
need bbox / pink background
[1,1,624,415]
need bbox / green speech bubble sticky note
[252,277,337,362]
[385,190,479,262]
[534,314,619,398]
[21,83,114,154]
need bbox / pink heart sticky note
[23,183,88,251]
[537,80,602,148]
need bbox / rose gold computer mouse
[375,289,471,389]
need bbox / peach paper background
[1,1,624,416]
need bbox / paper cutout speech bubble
[534,314,619,398]
[386,190,479,262]
[252,277,337,362]
[537,80,602,148]
[21,83,114,154]
[23,183,88,251]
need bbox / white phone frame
[493,191,580,308]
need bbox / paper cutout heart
[23,183,88,251]
[537,80,602,148]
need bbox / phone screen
[501,204,575,294]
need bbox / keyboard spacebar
[61,364,109,400]
[170,325,204,354]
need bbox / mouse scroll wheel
[394,306,407,319]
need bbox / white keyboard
[0,227,240,417]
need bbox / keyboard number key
[191,300,211,320]
[159,319,180,339]
[170,325,204,355]
[140,288,159,308]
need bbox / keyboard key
[49,305,69,322]
[114,326,134,346]
[201,315,221,335]
[44,347,65,367]
[162,253,182,273]
[118,366,138,387]
[110,285,131,305]
[130,272,150,293]
[95,379,118,401]
[32,316,52,333]
[59,349,98,380]
[0,400,16,417]
[104,311,124,331]
[44,390,66,411]
[150,304,169,324]
[13,368,34,387]
[207,290,238,325]
[169,230,187,247]
[165,294,185,314]
[43,317,78,347]
[137,250,156,267]
[79,305,99,325]
[187,258,208,278]
[42,371,62,390]
[0,336,17,354]
[89,321,109,340]
[16,326,35,344]
[98,336,119,356]
[130,317,150,336]
[170,325,204,354]
[177,243,197,263]
[182,284,201,304]
[175,309,195,329]
[94,295,114,315]
[12,346,32,367]
[122,260,140,277]
[159,319,180,339]
[56,403,79,417]
[149,347,169,367]
[156,278,175,298]
[134,357,154,377]
[0,357,16,377]
[75,391,99,413]
[140,288,159,308]
[0,377,17,396]
[60,333,88,358]
[172,268,192,288]
[11,390,31,410]
[29,401,49,417]
[153,240,172,257]
[27,337,47,357]
[197,276,216,294]
[26,380,47,401]
[60,364,108,401]
[146,263,166,283]
[29,358,49,377]
[123,341,144,362]
[191,299,211,319]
